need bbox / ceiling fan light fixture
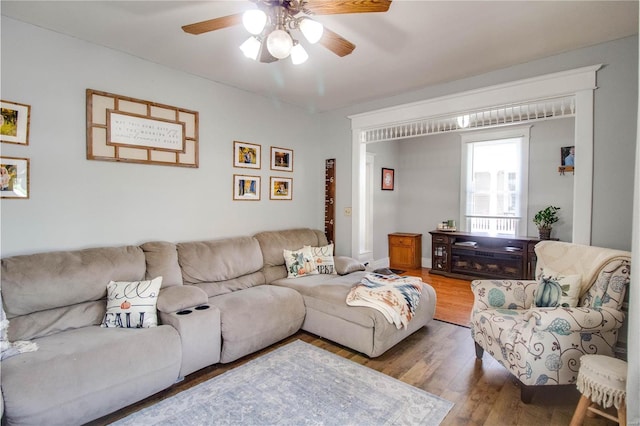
[290,43,309,65]
[242,9,267,35]
[239,36,261,60]
[299,18,323,44]
[267,29,293,59]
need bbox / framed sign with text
[86,89,199,168]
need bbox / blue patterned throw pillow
[533,269,581,308]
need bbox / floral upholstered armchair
[470,241,631,403]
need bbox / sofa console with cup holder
[0,228,436,425]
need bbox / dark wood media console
[429,230,542,280]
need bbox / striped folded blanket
[346,273,423,329]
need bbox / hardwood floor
[404,267,474,327]
[90,272,614,426]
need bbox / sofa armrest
[334,256,365,275]
[157,285,208,313]
[525,306,625,333]
[471,279,538,311]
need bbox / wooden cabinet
[388,233,422,270]
[429,230,541,280]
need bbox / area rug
[112,340,453,426]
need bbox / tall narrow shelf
[429,230,541,280]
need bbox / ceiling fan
[182,0,392,65]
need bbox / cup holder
[176,310,192,315]
[195,305,210,311]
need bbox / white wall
[366,141,400,261]
[0,18,324,257]
[527,118,575,242]
[317,35,638,256]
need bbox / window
[460,126,530,236]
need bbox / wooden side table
[388,233,422,270]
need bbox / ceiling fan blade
[319,27,356,57]
[305,0,392,15]
[182,13,243,35]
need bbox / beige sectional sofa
[0,228,436,425]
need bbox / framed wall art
[233,174,261,201]
[86,89,199,168]
[270,176,292,200]
[559,145,575,175]
[1,156,29,199]
[381,168,394,190]
[1,100,30,145]
[234,141,261,169]
[270,146,293,172]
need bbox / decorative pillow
[102,276,162,328]
[304,244,337,275]
[533,269,581,308]
[283,247,319,278]
[334,256,366,275]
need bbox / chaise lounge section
[255,228,437,357]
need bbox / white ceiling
[2,0,638,112]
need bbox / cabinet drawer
[390,237,414,247]
[432,235,448,244]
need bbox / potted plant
[533,206,560,240]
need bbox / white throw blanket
[346,273,423,329]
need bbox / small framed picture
[233,174,261,201]
[270,146,293,172]
[270,176,292,200]
[1,156,29,199]
[233,141,261,169]
[1,100,31,145]
[381,168,394,190]
[561,146,575,167]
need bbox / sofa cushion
[141,241,183,287]
[207,285,305,363]
[254,228,328,283]
[0,325,181,426]
[1,246,146,318]
[177,237,265,297]
[271,272,375,327]
[102,277,162,328]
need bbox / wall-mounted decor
[559,145,575,175]
[1,100,30,145]
[270,146,293,172]
[1,156,29,199]
[270,176,292,200]
[233,174,261,201]
[381,167,394,190]
[234,141,261,169]
[86,89,199,168]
